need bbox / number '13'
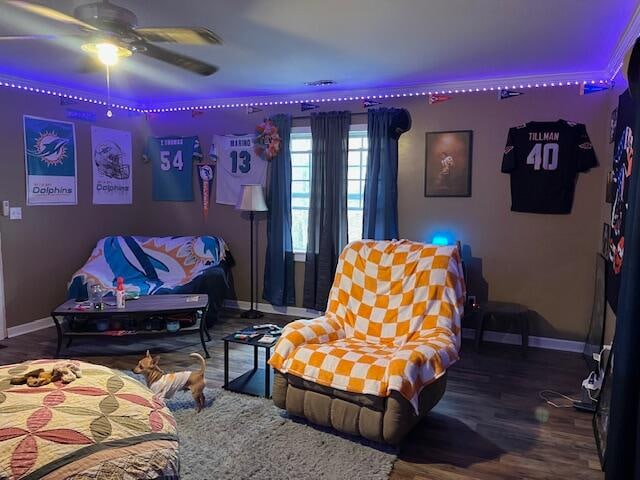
[230,150,251,173]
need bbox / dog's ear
[152,355,160,366]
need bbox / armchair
[269,239,465,444]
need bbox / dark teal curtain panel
[303,111,351,311]
[362,108,411,240]
[262,114,295,306]
[606,38,640,479]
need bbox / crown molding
[0,73,142,111]
[144,71,609,112]
[607,3,640,80]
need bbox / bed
[0,360,179,480]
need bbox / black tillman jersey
[501,120,597,214]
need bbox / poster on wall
[91,126,132,205]
[424,130,473,197]
[23,115,77,205]
[211,134,268,205]
[606,90,636,312]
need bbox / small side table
[222,333,278,398]
[475,301,529,355]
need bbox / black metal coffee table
[51,294,211,358]
[222,333,278,398]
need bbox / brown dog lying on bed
[10,363,82,387]
[133,351,206,412]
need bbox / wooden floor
[0,310,603,480]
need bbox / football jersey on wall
[145,136,202,201]
[501,120,597,214]
[211,134,268,205]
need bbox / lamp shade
[236,184,268,212]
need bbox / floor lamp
[237,184,268,319]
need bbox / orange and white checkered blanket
[269,240,465,413]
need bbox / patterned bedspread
[69,235,227,296]
[0,360,178,480]
[269,240,465,413]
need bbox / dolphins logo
[28,130,69,166]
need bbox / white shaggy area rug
[164,387,397,480]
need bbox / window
[290,128,368,255]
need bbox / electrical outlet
[9,207,22,220]
[2,201,8,217]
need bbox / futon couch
[269,239,465,444]
[68,235,233,325]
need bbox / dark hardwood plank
[0,310,602,479]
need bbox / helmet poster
[91,126,132,205]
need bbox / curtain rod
[291,112,368,120]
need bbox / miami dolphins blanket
[68,236,228,297]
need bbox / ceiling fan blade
[135,27,222,45]
[0,34,59,41]
[6,0,98,31]
[138,43,218,76]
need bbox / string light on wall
[142,78,610,113]
[0,75,611,114]
[0,78,142,112]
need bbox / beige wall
[0,89,147,328]
[397,88,610,341]
[0,85,611,342]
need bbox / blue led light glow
[431,235,450,246]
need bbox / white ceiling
[0,0,637,105]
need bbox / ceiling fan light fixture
[81,42,132,66]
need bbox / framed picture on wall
[610,107,618,144]
[424,130,473,197]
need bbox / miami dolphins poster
[91,126,132,205]
[23,115,77,205]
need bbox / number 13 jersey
[211,134,268,205]
[501,120,597,214]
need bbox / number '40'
[526,143,558,171]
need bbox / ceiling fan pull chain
[106,65,113,118]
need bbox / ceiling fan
[1,0,222,75]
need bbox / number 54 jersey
[145,136,203,201]
[211,134,268,205]
[501,120,597,214]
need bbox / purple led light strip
[0,76,610,114]
[0,79,142,112]
[144,79,610,113]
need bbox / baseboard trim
[223,299,321,319]
[461,328,585,353]
[223,300,585,353]
[7,316,54,338]
[7,306,587,354]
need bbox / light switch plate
[2,201,8,217]
[9,207,22,220]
